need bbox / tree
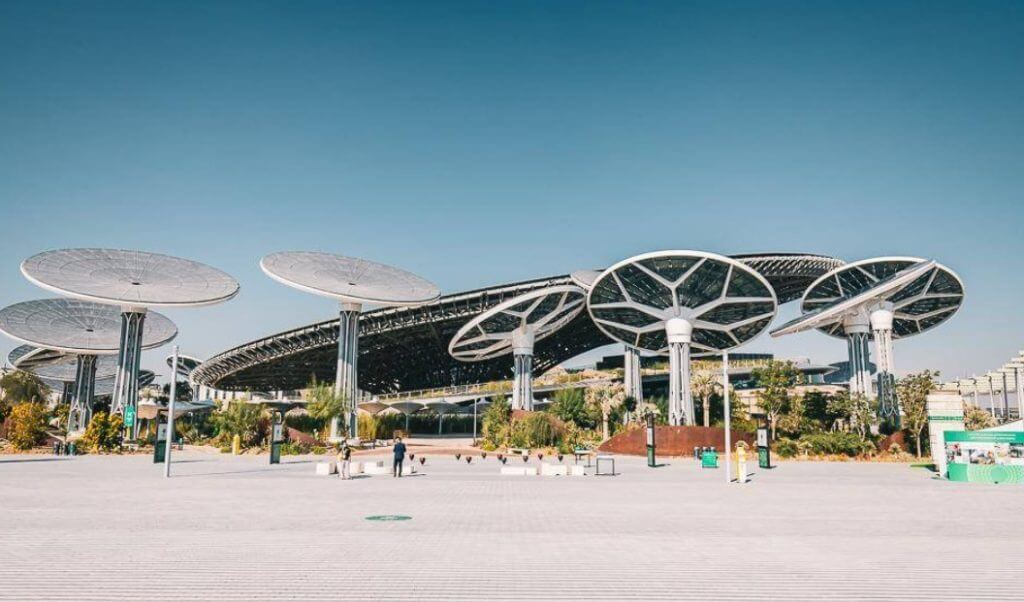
[964,404,996,431]
[549,387,591,428]
[305,379,351,438]
[750,361,803,439]
[897,370,939,457]
[481,395,511,447]
[691,372,721,428]
[1,371,51,419]
[826,390,875,437]
[585,383,625,441]
[213,400,263,447]
[6,402,50,450]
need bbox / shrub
[549,388,594,428]
[6,402,49,450]
[482,396,511,447]
[211,402,264,448]
[81,412,123,452]
[508,412,565,449]
[797,432,875,457]
[280,441,311,455]
[775,437,799,458]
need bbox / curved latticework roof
[192,253,842,393]
[192,275,607,392]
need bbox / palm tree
[691,372,720,428]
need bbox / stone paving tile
[1,452,1022,601]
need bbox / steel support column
[624,345,643,404]
[870,304,899,428]
[666,318,694,426]
[332,303,360,440]
[112,308,146,438]
[70,354,97,434]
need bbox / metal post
[1015,366,1024,429]
[724,351,732,484]
[1003,371,1010,422]
[987,375,996,417]
[164,346,179,478]
[472,399,478,445]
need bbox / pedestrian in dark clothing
[393,437,407,477]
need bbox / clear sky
[1,1,1022,386]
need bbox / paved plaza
[2,452,1022,601]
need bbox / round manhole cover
[365,515,411,522]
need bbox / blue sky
[1,1,1022,385]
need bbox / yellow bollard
[232,434,241,456]
[736,444,747,484]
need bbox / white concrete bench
[315,461,336,476]
[540,463,568,476]
[501,466,538,476]
[363,461,390,475]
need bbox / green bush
[549,388,595,429]
[81,412,123,452]
[482,396,511,447]
[797,432,875,457]
[508,412,565,449]
[775,437,799,458]
[5,402,50,450]
[280,441,311,455]
[211,402,264,448]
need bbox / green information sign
[944,430,1024,484]
[365,515,412,522]
[701,451,718,468]
[123,406,136,428]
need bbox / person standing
[393,437,407,477]
[338,442,352,480]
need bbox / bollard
[693,446,700,460]
[736,445,748,484]
[231,434,241,455]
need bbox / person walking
[337,442,352,480]
[393,437,407,477]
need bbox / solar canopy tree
[261,251,440,440]
[771,257,964,426]
[8,344,118,432]
[20,249,238,437]
[0,299,176,434]
[572,268,644,404]
[586,251,777,426]
[449,285,586,411]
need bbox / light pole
[163,346,179,478]
[723,351,732,484]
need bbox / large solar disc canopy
[0,298,176,434]
[587,250,778,426]
[9,344,117,381]
[261,251,440,440]
[449,285,586,410]
[20,249,237,437]
[0,298,177,353]
[771,257,964,424]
